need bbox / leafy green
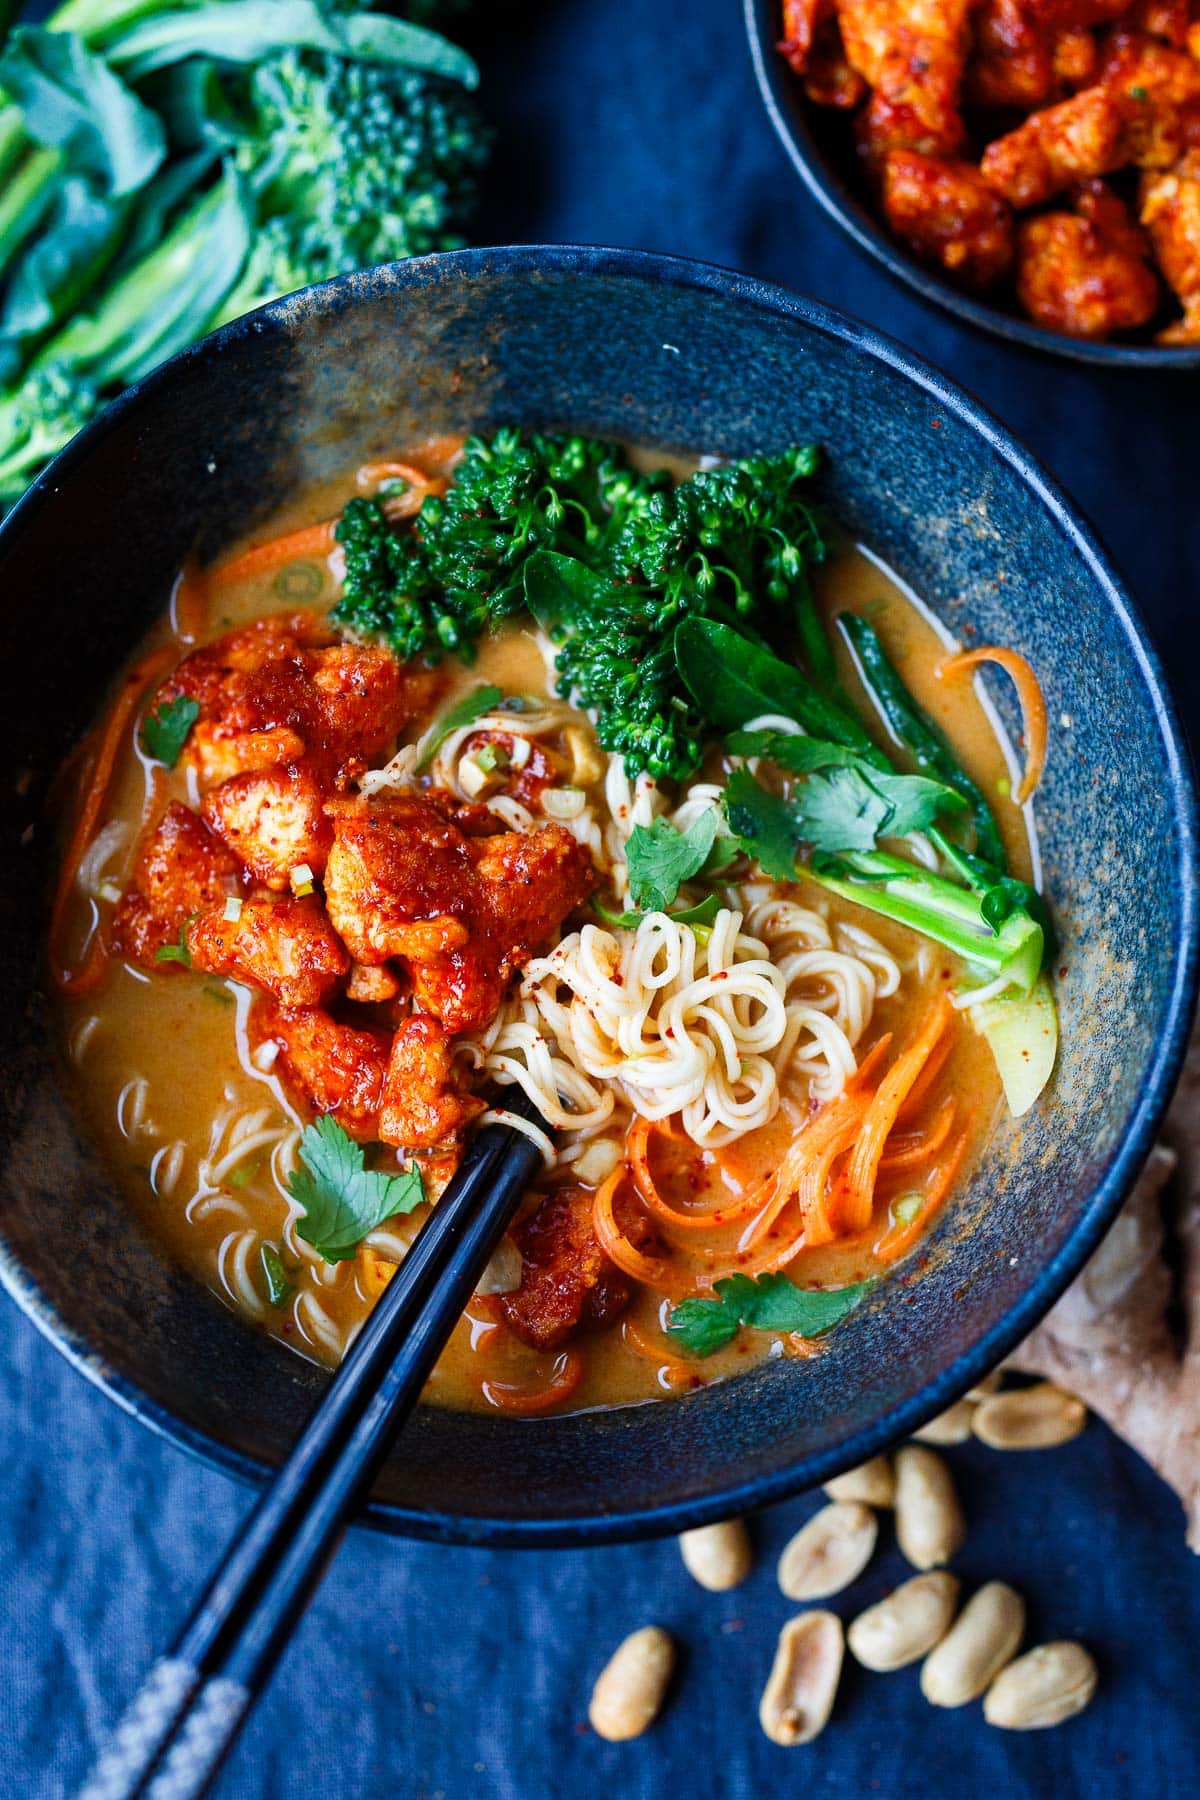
[839,613,1006,868]
[414,682,502,771]
[666,1273,874,1358]
[676,617,886,764]
[724,767,802,881]
[260,1242,295,1307]
[334,433,829,781]
[0,27,166,196]
[593,891,722,931]
[288,1115,426,1262]
[140,692,198,766]
[154,920,192,966]
[625,810,720,911]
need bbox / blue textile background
[5,2,1199,1795]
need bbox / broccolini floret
[334,429,827,781]
[0,363,96,502]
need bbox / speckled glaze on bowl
[0,246,1195,1545]
[745,0,1200,370]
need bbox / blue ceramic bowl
[744,0,1200,369]
[0,247,1195,1544]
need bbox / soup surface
[51,435,1050,1415]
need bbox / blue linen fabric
[5,1,1200,1795]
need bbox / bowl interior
[0,248,1194,1543]
[744,0,1200,369]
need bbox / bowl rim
[1,241,1197,1545]
[743,0,1200,370]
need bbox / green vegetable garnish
[625,811,721,912]
[140,694,198,768]
[335,433,830,781]
[288,1116,426,1263]
[154,919,192,966]
[259,1242,294,1308]
[666,1273,875,1358]
[414,683,503,772]
[593,891,722,932]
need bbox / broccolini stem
[0,144,62,281]
[838,611,1008,868]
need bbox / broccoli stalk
[809,848,1045,997]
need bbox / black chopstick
[77,1095,547,1800]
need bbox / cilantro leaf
[666,1273,875,1358]
[415,683,504,772]
[701,835,743,878]
[288,1116,426,1262]
[729,729,965,839]
[726,728,867,774]
[140,694,199,768]
[154,920,192,966]
[625,810,720,911]
[797,768,892,853]
[593,891,722,930]
[723,768,801,880]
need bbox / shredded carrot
[592,1167,680,1291]
[355,458,448,522]
[170,563,210,644]
[209,520,338,589]
[879,1096,955,1174]
[874,1129,970,1265]
[895,1031,951,1127]
[622,1318,693,1387]
[937,645,1047,804]
[627,1115,762,1230]
[481,1349,583,1414]
[48,644,178,995]
[840,996,953,1234]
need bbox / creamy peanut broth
[51,435,1053,1416]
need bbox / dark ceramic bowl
[0,246,1195,1545]
[745,0,1200,369]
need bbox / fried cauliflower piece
[967,0,1098,109]
[981,84,1126,204]
[257,1002,389,1141]
[189,896,348,1007]
[779,0,834,71]
[158,613,438,789]
[501,1187,633,1352]
[1127,0,1192,45]
[111,801,239,967]
[378,1015,486,1150]
[840,0,975,163]
[202,764,332,891]
[1099,28,1200,169]
[1141,149,1200,337]
[1021,0,1133,21]
[882,150,1016,285]
[324,792,595,1033]
[1016,183,1160,334]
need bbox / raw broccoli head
[226,48,491,310]
[0,363,98,502]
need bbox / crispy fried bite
[257,1002,389,1141]
[882,150,1016,285]
[1099,28,1200,170]
[1141,148,1200,337]
[111,801,239,967]
[841,0,975,163]
[324,792,595,1033]
[159,613,439,788]
[967,0,1099,109]
[779,0,834,71]
[1016,182,1160,333]
[189,896,349,1007]
[980,84,1126,205]
[378,1015,486,1149]
[203,763,332,890]
[501,1186,633,1351]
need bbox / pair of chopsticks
[78,1097,547,1800]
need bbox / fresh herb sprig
[667,1272,874,1358]
[288,1115,426,1263]
[140,693,198,767]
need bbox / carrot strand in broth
[482,1349,584,1414]
[840,995,954,1235]
[622,1318,693,1387]
[48,644,178,995]
[627,1115,763,1230]
[593,1167,680,1292]
[936,644,1047,804]
[879,1095,956,1173]
[874,1128,971,1266]
[209,519,338,588]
